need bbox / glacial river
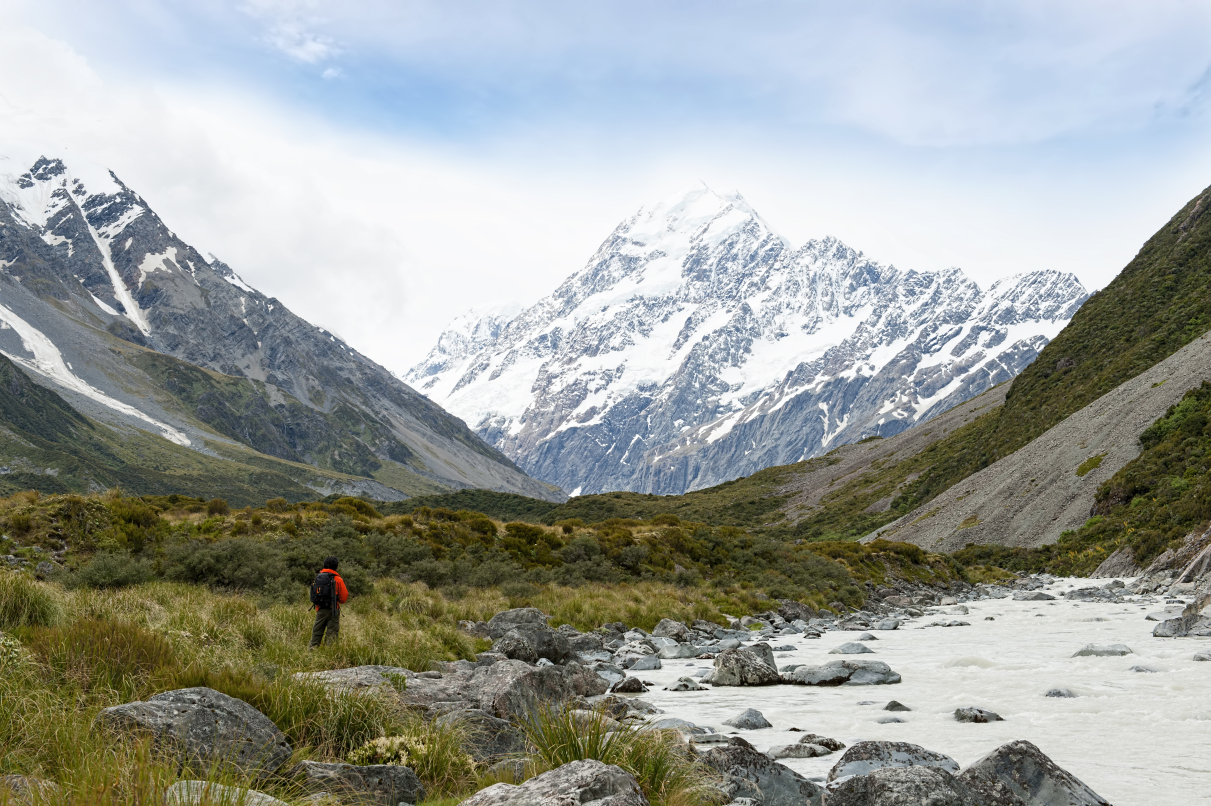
[637,579,1209,805]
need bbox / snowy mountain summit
[406,185,1089,496]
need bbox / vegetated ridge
[0,153,560,503]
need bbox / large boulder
[493,624,572,664]
[824,765,987,806]
[783,660,901,686]
[709,648,781,686]
[651,618,690,642]
[698,737,823,806]
[96,688,292,776]
[468,660,608,720]
[827,741,959,783]
[956,740,1111,806]
[748,642,777,670]
[486,607,551,639]
[435,709,526,762]
[164,782,287,806]
[830,642,875,655]
[460,759,648,806]
[292,760,425,806]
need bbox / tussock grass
[521,706,720,806]
[0,573,62,629]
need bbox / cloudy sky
[2,1,1211,374]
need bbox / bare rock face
[700,737,823,806]
[827,741,960,783]
[292,760,425,806]
[96,687,292,776]
[783,660,901,686]
[1091,546,1140,578]
[460,759,648,806]
[709,648,782,686]
[956,740,1111,806]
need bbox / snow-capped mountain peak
[406,188,1089,496]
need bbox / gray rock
[487,758,528,784]
[955,707,1004,723]
[434,709,525,762]
[294,665,413,693]
[799,734,846,752]
[830,642,875,655]
[957,739,1110,805]
[722,708,772,730]
[164,782,288,806]
[460,759,648,806]
[883,700,911,712]
[493,624,571,665]
[827,741,960,783]
[716,638,742,650]
[96,687,292,776]
[825,765,985,806]
[699,737,823,806]
[748,642,777,670]
[0,775,61,805]
[628,655,662,672]
[1072,644,1133,657]
[1012,592,1056,601]
[767,743,832,759]
[397,659,607,720]
[610,677,648,694]
[1043,688,1077,698]
[568,633,606,655]
[656,643,700,660]
[486,607,550,639]
[1128,665,1158,673]
[855,632,878,641]
[292,761,425,806]
[875,716,906,724]
[710,648,782,686]
[588,662,627,686]
[784,660,901,686]
[873,619,901,631]
[665,676,705,692]
[1194,650,1211,661]
[651,618,690,642]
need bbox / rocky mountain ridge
[408,186,1088,495]
[0,153,560,501]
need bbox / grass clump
[0,573,62,629]
[347,725,476,798]
[1075,453,1106,477]
[521,706,719,806]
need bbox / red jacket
[317,568,349,610]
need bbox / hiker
[309,555,349,648]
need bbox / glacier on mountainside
[406,185,1089,496]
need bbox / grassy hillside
[0,355,443,505]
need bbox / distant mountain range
[407,185,1089,495]
[0,152,562,503]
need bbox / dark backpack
[310,571,336,609]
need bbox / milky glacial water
[636,579,1210,805]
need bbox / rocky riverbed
[632,576,1207,806]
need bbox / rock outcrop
[459,759,649,806]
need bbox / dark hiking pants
[310,607,339,647]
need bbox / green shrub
[347,723,475,797]
[70,552,154,589]
[162,538,287,591]
[0,573,61,629]
[206,498,229,517]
